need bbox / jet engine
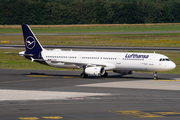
[85,67,105,76]
[113,70,134,75]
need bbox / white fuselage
[20,24,176,79]
[41,49,176,72]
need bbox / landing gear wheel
[153,71,158,80]
[154,76,158,80]
[80,73,88,78]
[101,72,108,77]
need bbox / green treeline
[1,0,180,25]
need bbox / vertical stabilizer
[22,24,43,52]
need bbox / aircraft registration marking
[110,110,180,118]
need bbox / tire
[80,73,88,78]
[154,76,158,80]
[101,72,108,77]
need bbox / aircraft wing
[30,58,114,69]
[31,57,107,67]
[50,59,107,68]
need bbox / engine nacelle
[85,67,105,76]
[113,70,134,75]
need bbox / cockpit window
[159,58,170,61]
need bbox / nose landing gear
[153,71,158,80]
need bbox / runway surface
[1,69,180,120]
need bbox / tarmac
[1,69,180,120]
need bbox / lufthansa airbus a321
[19,24,176,80]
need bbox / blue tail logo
[26,36,36,49]
[22,24,43,52]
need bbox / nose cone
[168,61,176,70]
[172,62,176,69]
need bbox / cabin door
[116,55,121,64]
[78,54,82,62]
[149,55,154,65]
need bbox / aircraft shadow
[23,72,172,80]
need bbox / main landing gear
[80,71,108,78]
[101,71,108,77]
[153,71,158,80]
[80,66,88,78]
[80,73,88,78]
[80,72,108,78]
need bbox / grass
[1,24,180,33]
[1,33,180,47]
[1,24,180,47]
[0,49,180,74]
[0,49,64,70]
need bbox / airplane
[19,24,176,80]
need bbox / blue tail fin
[22,24,43,52]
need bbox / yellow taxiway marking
[18,117,39,120]
[110,110,180,118]
[0,75,78,84]
[27,75,54,77]
[110,110,163,118]
[42,116,63,119]
[153,112,180,116]
[19,116,63,120]
[63,76,79,78]
[0,79,46,84]
[28,75,79,78]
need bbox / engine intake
[85,67,105,76]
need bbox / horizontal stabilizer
[5,52,33,57]
[30,57,45,62]
[19,54,34,57]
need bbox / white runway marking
[0,89,110,101]
[77,80,180,91]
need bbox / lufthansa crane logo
[26,36,36,49]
